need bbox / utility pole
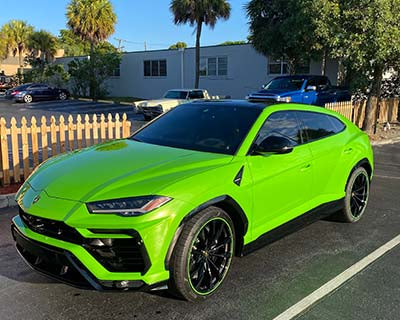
[114,38,124,52]
[144,42,147,51]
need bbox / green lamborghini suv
[12,100,373,301]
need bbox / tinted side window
[307,77,329,91]
[188,91,204,99]
[298,111,344,142]
[255,111,302,147]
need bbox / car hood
[251,89,297,97]
[25,140,233,202]
[135,99,184,107]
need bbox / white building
[56,43,339,99]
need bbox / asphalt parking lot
[0,97,144,126]
[0,142,399,319]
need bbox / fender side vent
[233,166,244,186]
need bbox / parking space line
[273,234,400,320]
[374,175,400,180]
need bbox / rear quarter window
[297,111,346,142]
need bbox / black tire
[338,167,370,223]
[169,206,235,301]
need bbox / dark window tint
[264,78,305,91]
[132,104,261,155]
[188,90,204,99]
[298,111,344,142]
[14,84,30,91]
[255,111,302,147]
[307,77,329,91]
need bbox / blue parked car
[247,75,351,106]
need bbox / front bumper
[11,223,161,290]
[137,106,163,117]
[11,208,175,290]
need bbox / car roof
[273,75,327,80]
[186,99,271,110]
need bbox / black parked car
[6,83,69,103]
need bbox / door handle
[300,164,311,172]
[344,148,353,154]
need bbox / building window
[268,58,310,75]
[200,56,228,77]
[111,64,120,77]
[144,60,167,77]
[268,59,289,75]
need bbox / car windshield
[264,78,305,91]
[131,103,262,155]
[14,84,31,91]
[163,90,188,99]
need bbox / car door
[296,111,347,199]
[246,111,314,238]
[28,84,47,100]
[40,85,54,100]
[302,78,318,105]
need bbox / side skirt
[241,198,344,256]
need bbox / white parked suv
[134,89,211,120]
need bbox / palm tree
[66,0,117,97]
[170,0,231,88]
[0,28,8,60]
[2,20,34,68]
[28,30,58,63]
[66,0,116,49]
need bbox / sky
[0,0,250,52]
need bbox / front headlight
[276,96,292,103]
[86,196,172,217]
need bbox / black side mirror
[253,135,294,155]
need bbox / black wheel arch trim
[164,195,248,270]
[346,158,373,193]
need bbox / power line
[113,37,171,51]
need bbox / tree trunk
[194,21,202,89]
[362,64,384,135]
[89,42,95,98]
[337,59,345,86]
[18,48,23,69]
[287,58,296,75]
[321,48,327,76]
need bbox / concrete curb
[371,136,400,146]
[77,97,93,102]
[97,99,115,104]
[0,193,17,209]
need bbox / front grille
[248,96,277,103]
[18,208,150,274]
[83,237,149,273]
[19,208,83,244]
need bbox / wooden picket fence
[325,98,399,128]
[0,113,131,186]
